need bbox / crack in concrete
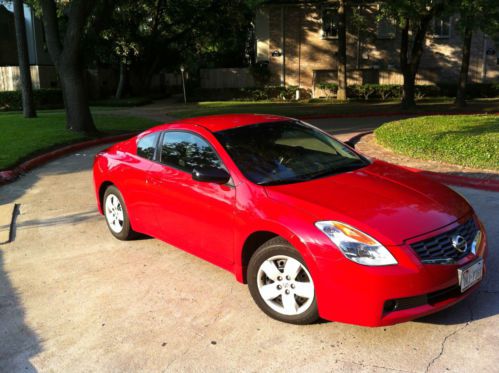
[334,358,413,373]
[425,301,475,373]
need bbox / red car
[93,114,487,326]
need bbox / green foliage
[0,112,158,169]
[375,115,499,170]
[0,89,63,111]
[317,84,499,101]
[317,83,338,98]
[88,0,262,92]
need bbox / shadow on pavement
[15,210,100,231]
[417,287,499,325]
[0,251,41,371]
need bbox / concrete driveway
[0,143,498,372]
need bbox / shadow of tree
[0,251,41,371]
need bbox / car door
[147,130,236,269]
[122,131,161,235]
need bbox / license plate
[458,258,483,292]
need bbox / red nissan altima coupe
[93,114,487,326]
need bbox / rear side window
[160,131,222,173]
[137,133,159,160]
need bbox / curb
[0,123,498,192]
[297,110,499,120]
[0,133,137,185]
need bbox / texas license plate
[458,258,483,293]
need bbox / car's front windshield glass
[214,120,369,186]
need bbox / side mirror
[192,167,231,184]
[344,140,355,149]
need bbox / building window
[433,16,451,38]
[377,16,396,39]
[322,8,338,39]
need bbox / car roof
[153,113,290,133]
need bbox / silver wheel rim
[257,255,315,316]
[105,194,125,233]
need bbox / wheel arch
[98,181,115,214]
[237,227,315,284]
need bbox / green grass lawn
[375,114,499,171]
[163,98,499,119]
[0,112,158,170]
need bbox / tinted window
[160,131,222,173]
[214,121,368,185]
[137,133,159,160]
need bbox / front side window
[160,131,222,173]
[322,8,338,39]
[214,121,368,186]
[137,133,159,160]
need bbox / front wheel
[247,237,319,324]
[103,185,137,240]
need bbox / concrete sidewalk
[0,145,498,372]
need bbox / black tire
[103,185,137,240]
[247,237,319,325]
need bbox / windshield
[214,120,369,186]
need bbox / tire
[103,185,137,240]
[247,237,319,325]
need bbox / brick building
[255,1,499,96]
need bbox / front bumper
[311,219,488,327]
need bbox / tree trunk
[13,0,36,118]
[58,62,96,133]
[115,62,127,99]
[39,0,97,133]
[455,25,472,108]
[399,11,435,109]
[337,0,347,101]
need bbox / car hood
[264,160,471,245]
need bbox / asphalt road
[0,142,498,372]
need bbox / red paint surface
[93,115,488,326]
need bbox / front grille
[410,219,477,264]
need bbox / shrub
[414,85,441,100]
[317,82,338,98]
[376,85,402,100]
[0,89,63,111]
[189,85,311,102]
[314,82,498,101]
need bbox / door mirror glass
[192,167,231,184]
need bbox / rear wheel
[103,186,137,240]
[247,237,319,324]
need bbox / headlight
[315,221,397,266]
[471,230,482,255]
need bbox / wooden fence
[200,68,255,89]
